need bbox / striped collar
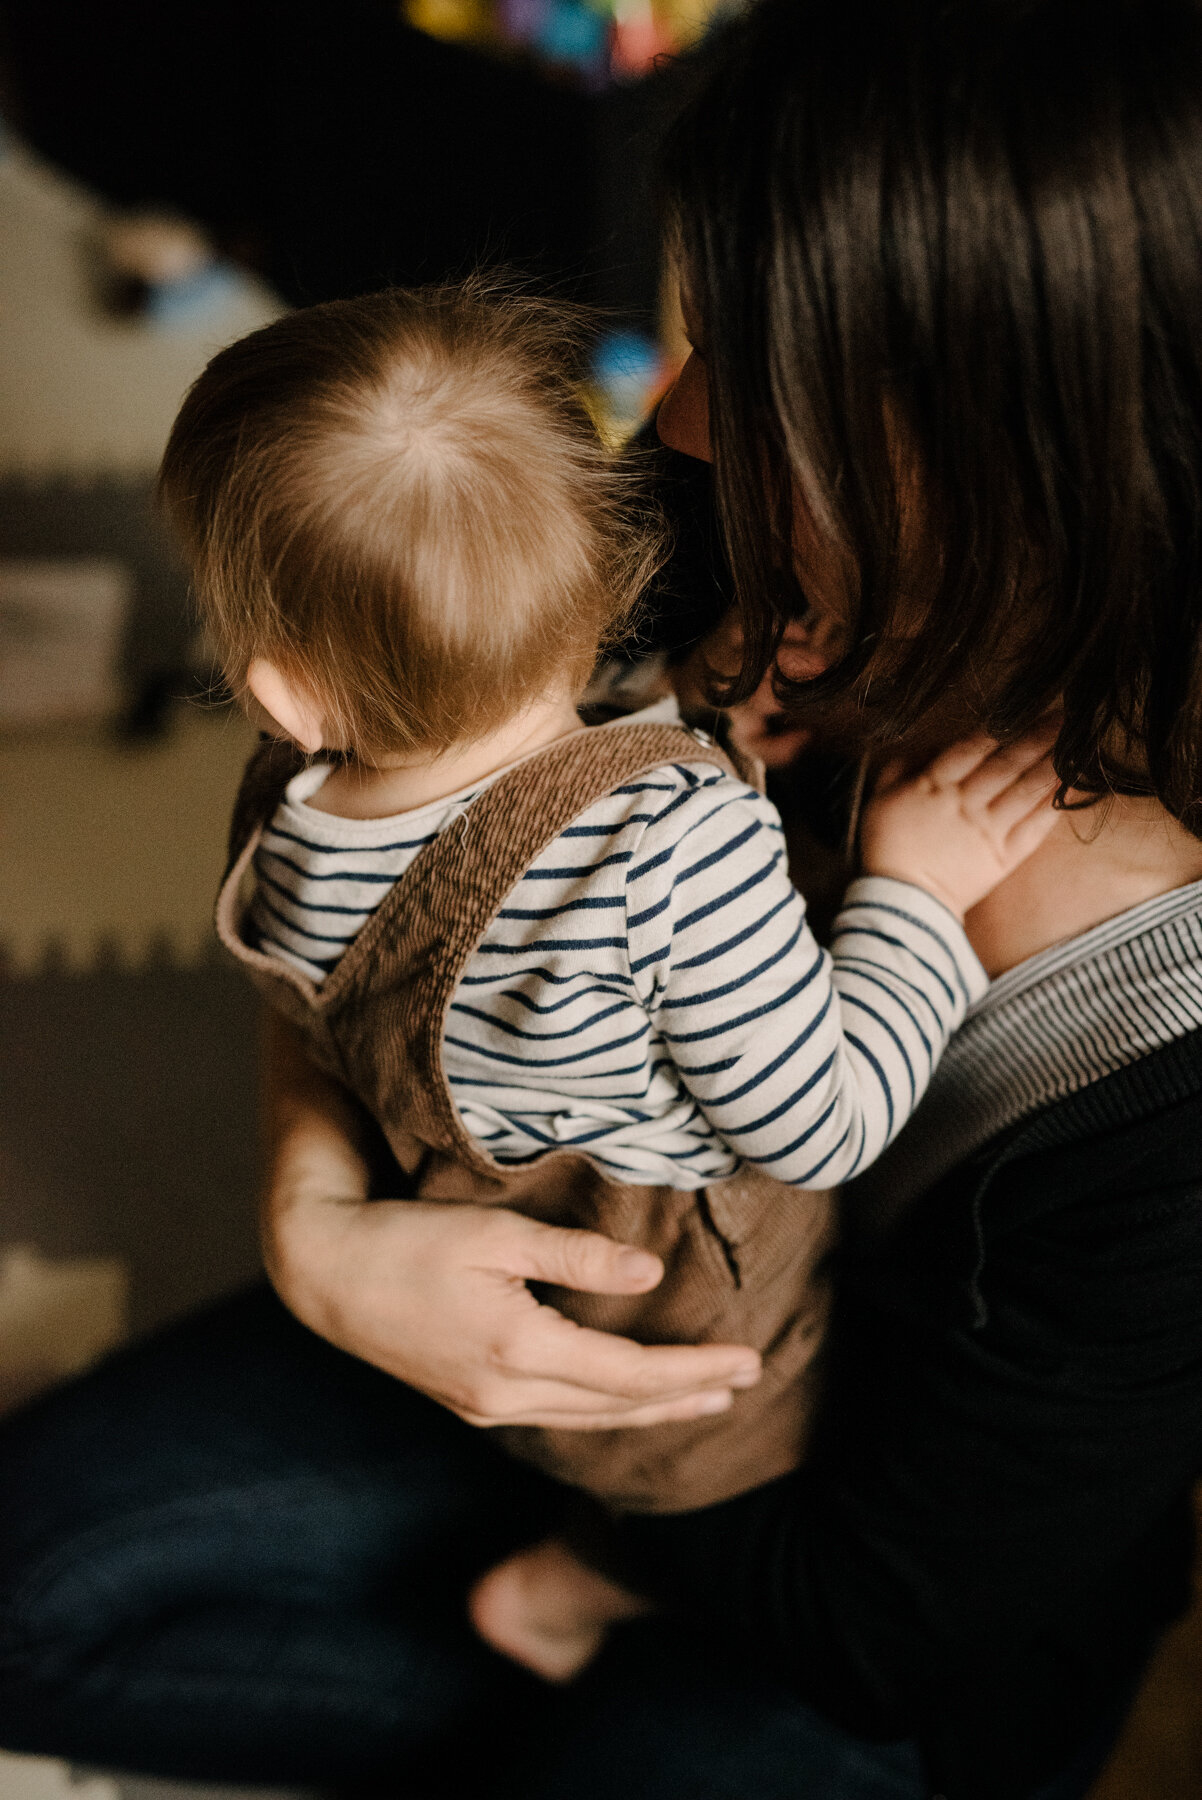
[849,877,1202,1214]
[969,875,1202,1019]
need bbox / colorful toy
[99,213,242,328]
[401,0,739,83]
[584,326,677,445]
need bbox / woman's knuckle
[454,1406,491,1427]
[479,1210,517,1256]
[454,1364,505,1411]
[482,1381,523,1421]
[486,1327,525,1373]
[559,1232,600,1286]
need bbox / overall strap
[323,719,740,1175]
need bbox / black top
[601,1027,1202,1799]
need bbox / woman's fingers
[491,1217,762,1399]
[498,1213,666,1296]
[443,1314,761,1428]
[270,1186,760,1434]
[451,1361,743,1429]
[511,1302,762,1401]
[459,1391,738,1432]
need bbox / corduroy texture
[216,721,834,1512]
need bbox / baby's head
[159,283,662,759]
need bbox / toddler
[159,283,1056,1679]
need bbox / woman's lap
[0,1285,553,1783]
[519,1629,935,1800]
[527,1636,1113,1800]
[0,1284,1108,1799]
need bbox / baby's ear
[245,658,328,754]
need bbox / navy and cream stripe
[250,705,988,1191]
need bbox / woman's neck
[306,693,585,820]
[965,793,1202,978]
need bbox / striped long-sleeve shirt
[250,704,988,1190]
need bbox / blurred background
[0,4,1198,1797]
[0,0,709,1395]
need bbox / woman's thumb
[505,1216,664,1294]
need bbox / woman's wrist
[261,1177,367,1346]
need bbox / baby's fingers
[955,719,1062,809]
[984,752,1059,835]
[998,796,1062,870]
[917,730,1004,790]
[917,718,1060,806]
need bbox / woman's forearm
[259,1011,375,1331]
[261,1012,370,1207]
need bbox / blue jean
[0,1285,1118,1799]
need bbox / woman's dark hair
[665,0,1202,830]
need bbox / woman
[4,2,1202,1796]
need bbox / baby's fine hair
[159,282,663,757]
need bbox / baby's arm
[638,727,1057,1187]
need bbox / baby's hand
[860,721,1061,919]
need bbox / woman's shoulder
[992,1027,1202,1189]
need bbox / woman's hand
[261,1017,762,1429]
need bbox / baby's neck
[305,693,585,820]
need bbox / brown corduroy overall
[216,718,836,1514]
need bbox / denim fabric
[0,1285,1114,1799]
[518,1631,1118,1800]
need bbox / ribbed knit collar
[849,877,1202,1213]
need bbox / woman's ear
[245,658,328,754]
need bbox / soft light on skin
[657,346,840,765]
[246,658,327,754]
[242,656,585,820]
[656,349,711,465]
